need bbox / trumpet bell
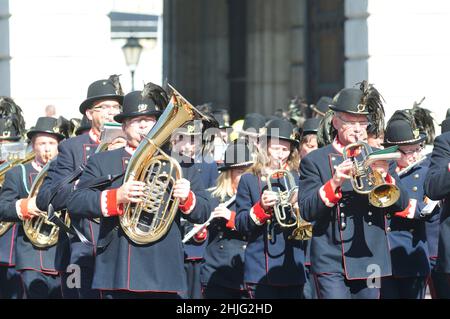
[368,183,400,208]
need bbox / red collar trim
[89,129,101,144]
[332,137,360,157]
[125,145,136,156]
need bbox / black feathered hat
[79,75,124,115]
[263,118,299,147]
[0,97,25,141]
[114,82,169,123]
[310,96,332,117]
[329,81,385,137]
[26,117,66,141]
[241,113,266,137]
[74,115,92,136]
[218,140,254,172]
[383,110,427,146]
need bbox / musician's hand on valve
[261,190,278,211]
[107,137,127,151]
[211,205,232,221]
[117,176,146,204]
[173,178,191,204]
[370,160,389,178]
[330,159,353,191]
[27,197,43,218]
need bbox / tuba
[267,169,312,240]
[119,85,212,245]
[0,151,35,237]
[343,141,401,208]
[23,161,70,248]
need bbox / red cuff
[179,191,196,214]
[101,189,124,217]
[250,201,271,226]
[394,199,417,219]
[226,211,236,230]
[20,199,32,220]
[193,227,208,243]
[319,180,342,207]
[385,174,395,185]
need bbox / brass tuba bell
[0,150,35,237]
[120,85,213,245]
[23,161,70,248]
[342,141,401,208]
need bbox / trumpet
[266,169,312,240]
[342,141,401,208]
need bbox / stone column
[0,0,10,96]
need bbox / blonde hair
[249,140,300,176]
[211,170,234,202]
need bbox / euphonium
[342,141,401,208]
[267,169,312,240]
[23,161,70,248]
[0,151,35,237]
[120,85,211,245]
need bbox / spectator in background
[45,105,56,118]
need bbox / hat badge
[357,104,366,113]
[413,129,419,139]
[187,125,195,134]
[290,133,296,140]
[102,81,107,86]
[2,130,11,137]
[138,104,148,112]
[53,125,61,134]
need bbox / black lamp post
[122,37,143,91]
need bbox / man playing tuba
[0,117,67,298]
[67,84,211,299]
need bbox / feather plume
[317,110,336,148]
[141,82,170,110]
[411,100,435,144]
[358,81,385,137]
[0,96,26,137]
[108,74,124,96]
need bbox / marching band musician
[298,118,320,300]
[234,118,306,299]
[200,141,253,299]
[0,96,26,299]
[298,83,410,299]
[35,76,124,298]
[0,117,67,298]
[171,120,218,299]
[380,110,438,299]
[424,125,450,299]
[66,85,211,299]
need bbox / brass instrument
[23,161,70,248]
[0,151,35,237]
[120,85,211,245]
[343,141,401,208]
[267,169,312,240]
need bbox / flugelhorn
[266,168,312,240]
[343,141,401,208]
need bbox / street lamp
[122,37,143,91]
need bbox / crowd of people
[0,76,449,299]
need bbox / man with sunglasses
[298,83,409,299]
[380,110,438,299]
